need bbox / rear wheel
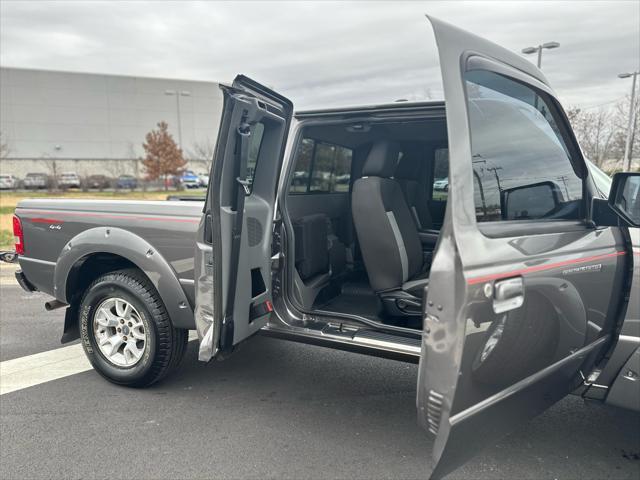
[79,268,188,387]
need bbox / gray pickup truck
[5,18,640,479]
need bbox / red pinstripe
[22,209,200,224]
[467,250,626,285]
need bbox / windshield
[586,160,612,198]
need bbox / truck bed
[16,198,204,307]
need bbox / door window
[289,138,353,194]
[465,70,583,223]
[290,138,314,193]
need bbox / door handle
[493,277,524,314]
[236,177,252,195]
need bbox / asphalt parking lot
[1,270,639,479]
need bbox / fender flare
[53,226,194,329]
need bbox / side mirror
[608,172,640,227]
[501,181,561,220]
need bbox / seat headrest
[362,141,401,178]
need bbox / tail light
[13,215,24,255]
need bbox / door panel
[418,17,630,479]
[195,76,292,362]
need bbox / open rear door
[195,76,292,361]
[419,17,630,478]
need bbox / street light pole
[619,71,639,171]
[537,47,542,69]
[164,89,191,150]
[522,41,560,69]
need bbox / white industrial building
[0,67,223,179]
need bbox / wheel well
[65,253,137,304]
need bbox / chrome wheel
[93,297,146,367]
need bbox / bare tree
[40,155,59,191]
[567,106,616,167]
[189,138,215,172]
[126,142,141,180]
[610,94,640,165]
[104,159,126,186]
[568,95,640,171]
[0,131,10,160]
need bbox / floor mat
[315,292,383,320]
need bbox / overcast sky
[1,1,638,110]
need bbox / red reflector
[13,215,24,255]
[265,300,273,312]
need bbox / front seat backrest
[395,149,433,230]
[352,141,424,292]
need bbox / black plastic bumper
[15,270,37,292]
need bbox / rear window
[289,138,353,194]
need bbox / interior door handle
[236,177,252,195]
[493,276,524,314]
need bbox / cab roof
[295,100,445,119]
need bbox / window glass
[333,145,352,192]
[290,138,314,193]
[290,138,352,194]
[432,148,449,201]
[310,143,336,192]
[465,70,583,222]
[246,122,265,191]
[586,159,612,198]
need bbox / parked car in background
[433,177,449,191]
[163,175,180,189]
[116,175,137,190]
[59,172,81,189]
[23,173,48,189]
[198,172,209,187]
[0,174,18,190]
[179,170,201,189]
[85,174,111,190]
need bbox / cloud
[1,1,638,109]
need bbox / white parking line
[0,344,92,395]
[0,331,198,395]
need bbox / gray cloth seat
[395,149,433,231]
[352,141,429,315]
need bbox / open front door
[419,18,630,478]
[195,76,292,362]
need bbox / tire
[79,268,188,387]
